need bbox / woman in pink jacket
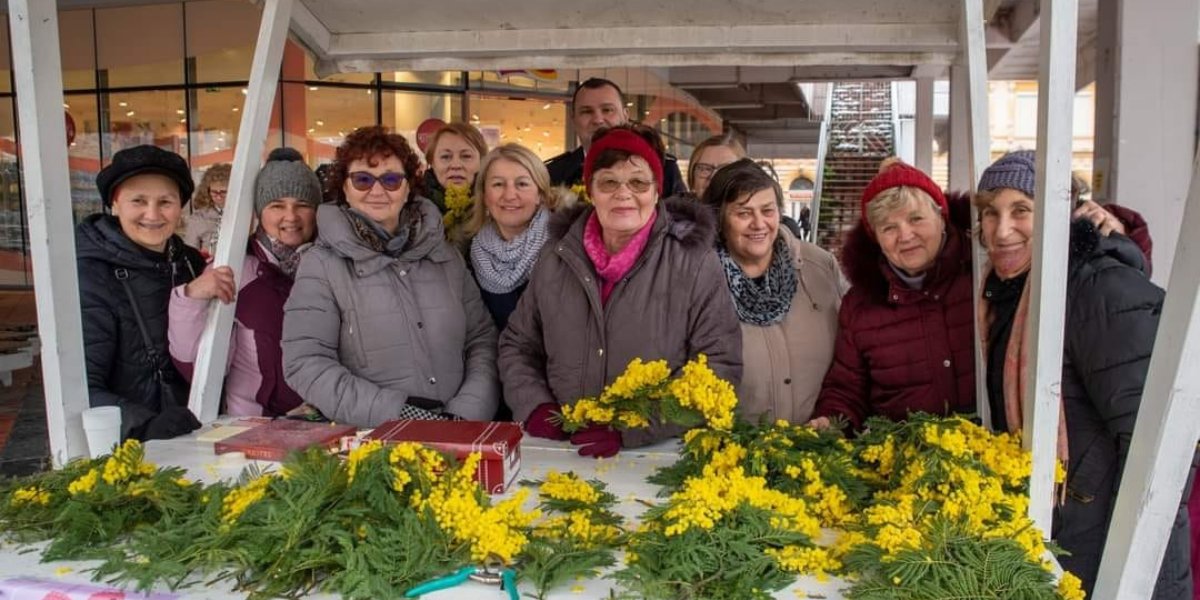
[168,148,321,416]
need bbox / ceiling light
[307,128,315,133]
[542,103,551,110]
[118,101,128,108]
[232,106,239,112]
[179,119,186,124]
[309,86,319,91]
[176,109,185,115]
[626,102,633,107]
[471,114,480,121]
[316,120,325,126]
[63,103,70,109]
[542,131,550,137]
[125,110,135,117]
[241,88,249,95]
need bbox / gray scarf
[717,235,798,326]
[344,204,417,257]
[470,207,549,294]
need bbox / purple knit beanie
[978,151,1037,197]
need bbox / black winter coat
[76,215,205,441]
[996,219,1192,599]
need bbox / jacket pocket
[1066,438,1117,504]
[339,308,368,369]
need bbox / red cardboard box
[213,420,357,462]
[365,420,522,494]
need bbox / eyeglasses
[209,189,228,197]
[693,162,732,179]
[593,177,654,194]
[348,171,406,192]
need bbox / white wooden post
[9,2,91,465]
[960,0,992,430]
[1023,0,1078,535]
[187,0,294,422]
[1091,148,1200,600]
[914,77,935,173]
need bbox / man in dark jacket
[545,77,686,197]
[78,145,206,442]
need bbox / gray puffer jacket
[282,199,499,426]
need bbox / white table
[0,424,849,600]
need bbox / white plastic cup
[82,406,122,458]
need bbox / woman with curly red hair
[282,126,499,426]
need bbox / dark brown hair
[589,123,666,175]
[700,158,784,228]
[572,77,624,108]
[327,125,424,204]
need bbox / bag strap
[114,268,162,367]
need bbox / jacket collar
[315,197,456,276]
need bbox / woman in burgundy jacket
[809,160,1151,432]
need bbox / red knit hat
[859,160,948,237]
[583,129,665,196]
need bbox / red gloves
[524,403,568,441]
[571,425,622,458]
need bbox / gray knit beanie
[254,147,323,214]
[978,150,1037,198]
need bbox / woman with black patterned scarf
[700,159,846,424]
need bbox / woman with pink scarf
[499,124,742,457]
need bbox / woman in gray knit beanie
[167,148,322,417]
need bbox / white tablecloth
[0,424,849,600]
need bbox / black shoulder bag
[113,267,191,409]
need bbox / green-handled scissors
[404,566,519,600]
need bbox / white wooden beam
[328,23,960,58]
[1024,0,1078,536]
[187,0,294,423]
[915,77,935,173]
[8,1,91,465]
[948,64,972,191]
[319,52,958,76]
[960,0,993,432]
[1091,146,1200,600]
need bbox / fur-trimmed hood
[547,194,717,252]
[840,190,974,299]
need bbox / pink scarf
[582,209,658,304]
[978,274,1070,503]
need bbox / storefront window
[281,82,375,167]
[0,20,11,94]
[469,95,568,160]
[387,71,463,88]
[189,86,245,168]
[186,0,260,83]
[470,71,571,94]
[382,90,462,146]
[102,89,188,162]
[0,97,25,286]
[64,93,102,221]
[59,10,96,91]
[96,4,185,88]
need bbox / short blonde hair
[865,185,943,231]
[462,144,566,238]
[425,122,488,165]
[688,134,747,190]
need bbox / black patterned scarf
[344,204,418,257]
[717,235,798,326]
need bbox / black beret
[96,145,195,208]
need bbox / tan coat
[499,197,742,447]
[735,232,846,424]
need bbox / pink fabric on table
[582,209,658,305]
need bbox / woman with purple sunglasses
[281,125,499,426]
